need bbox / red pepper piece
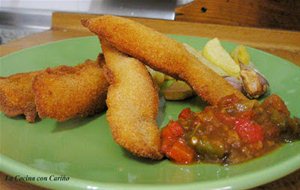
[161,121,184,153]
[178,108,193,120]
[239,110,253,120]
[235,118,264,143]
[161,121,183,139]
[166,140,196,164]
[215,111,237,126]
[161,138,173,153]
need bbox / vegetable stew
[161,94,300,164]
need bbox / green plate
[1,35,300,190]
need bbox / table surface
[1,12,300,190]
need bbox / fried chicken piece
[0,71,40,122]
[82,15,247,105]
[32,58,109,122]
[101,40,163,160]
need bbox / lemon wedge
[231,45,250,65]
[183,43,228,76]
[203,38,240,77]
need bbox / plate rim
[1,35,300,190]
[2,153,300,190]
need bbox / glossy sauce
[161,94,300,164]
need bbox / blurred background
[1,0,300,44]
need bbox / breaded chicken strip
[101,40,163,160]
[82,15,247,105]
[0,71,40,122]
[32,58,109,122]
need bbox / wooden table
[1,12,300,190]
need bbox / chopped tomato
[214,111,236,126]
[161,121,195,164]
[161,138,173,153]
[262,94,290,116]
[234,118,264,143]
[161,121,184,153]
[215,110,254,126]
[161,121,183,139]
[165,140,196,164]
[178,108,193,120]
[238,110,253,120]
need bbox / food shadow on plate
[157,95,167,127]
[2,114,42,123]
[52,112,105,133]
[121,149,162,165]
[4,115,28,121]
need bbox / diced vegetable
[161,94,299,165]
[234,118,264,143]
[161,121,184,139]
[161,121,195,164]
[214,112,237,126]
[178,108,193,120]
[166,140,196,164]
[195,137,226,158]
[161,121,183,152]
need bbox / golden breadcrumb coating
[32,58,109,122]
[101,40,163,160]
[0,71,40,122]
[82,15,247,105]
